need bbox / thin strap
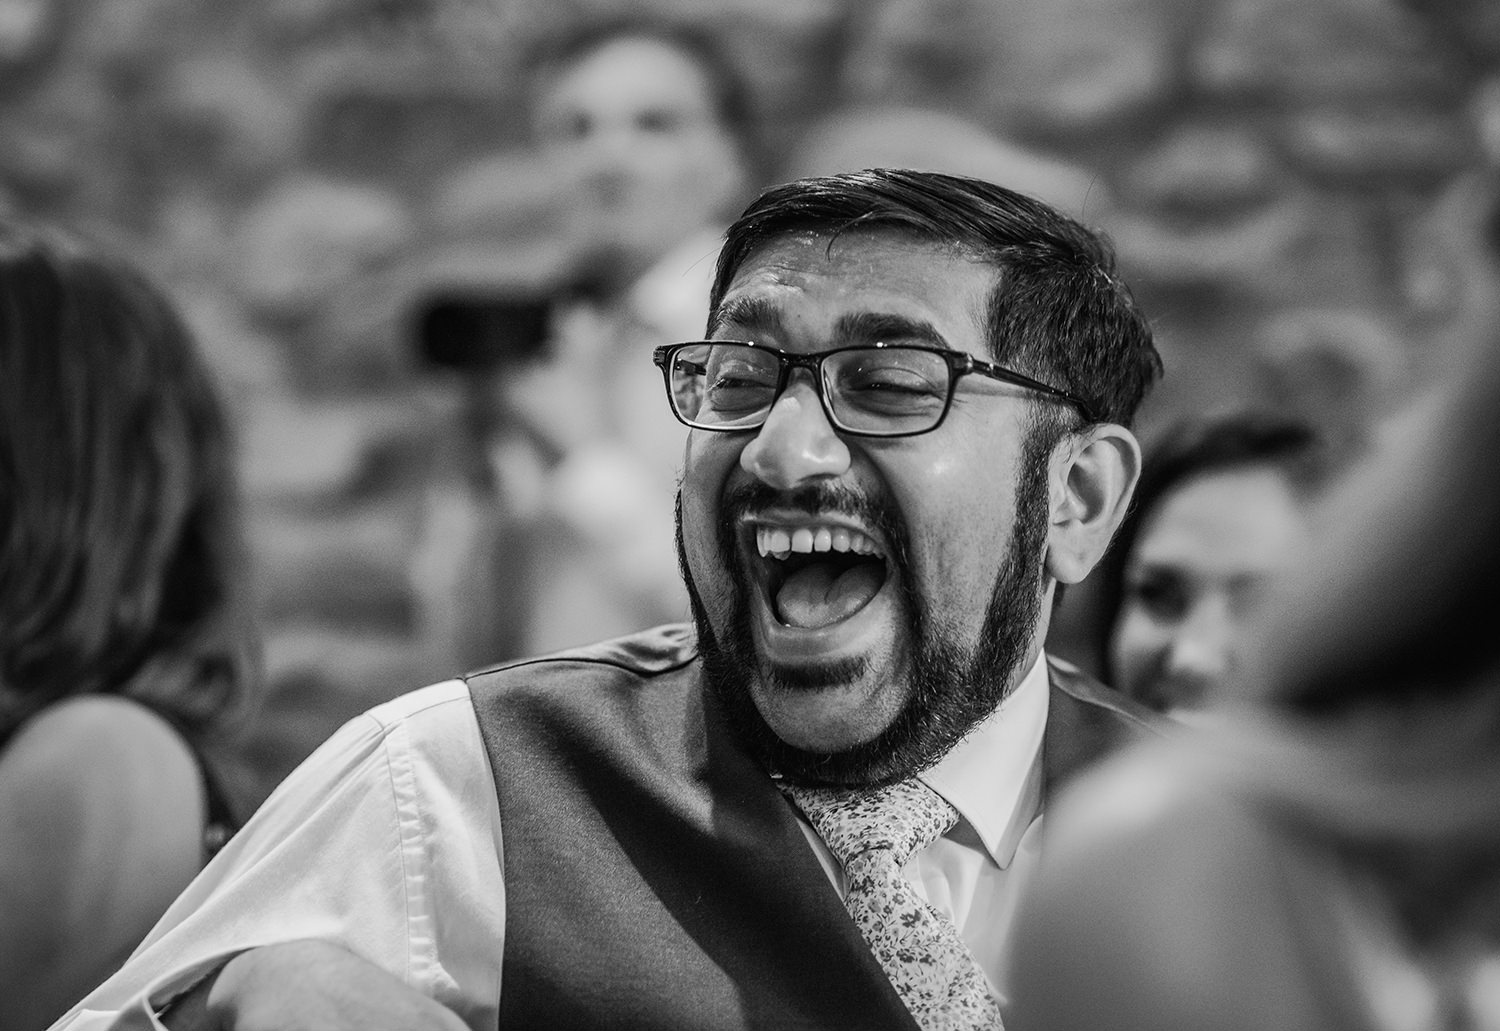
[155,709,241,860]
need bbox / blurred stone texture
[3,0,1496,804]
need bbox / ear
[1045,424,1141,585]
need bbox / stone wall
[3,0,1495,805]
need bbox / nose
[1160,599,1235,700]
[739,375,852,489]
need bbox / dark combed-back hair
[0,220,259,745]
[710,168,1162,429]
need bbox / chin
[750,673,908,755]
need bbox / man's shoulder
[464,625,715,780]
[461,625,704,724]
[1042,654,1168,789]
[1045,655,1159,728]
[463,623,700,689]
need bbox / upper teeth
[755,524,880,561]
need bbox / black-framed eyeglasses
[652,340,1096,438]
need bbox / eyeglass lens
[666,343,952,434]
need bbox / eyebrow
[708,295,782,337]
[834,311,948,348]
[708,299,951,349]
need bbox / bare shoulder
[3,694,199,800]
[2,697,210,1024]
[0,694,204,870]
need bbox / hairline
[708,223,994,323]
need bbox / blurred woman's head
[0,220,258,741]
[1106,412,1333,715]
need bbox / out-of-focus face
[676,228,1057,787]
[533,35,747,286]
[1110,466,1311,714]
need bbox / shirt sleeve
[46,680,505,1031]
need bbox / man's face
[677,230,1056,787]
[533,35,746,283]
[1110,466,1311,713]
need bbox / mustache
[719,480,898,540]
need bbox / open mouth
[749,521,890,630]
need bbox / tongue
[775,560,885,629]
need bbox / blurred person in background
[446,14,758,660]
[1100,411,1336,717]
[0,219,260,1030]
[1007,175,1500,1030]
[528,16,757,310]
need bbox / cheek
[1110,607,1167,680]
[628,135,707,187]
[679,478,717,571]
[680,443,739,589]
[897,463,1018,618]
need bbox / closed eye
[846,374,943,395]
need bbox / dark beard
[677,433,1051,789]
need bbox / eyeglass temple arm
[965,354,1096,422]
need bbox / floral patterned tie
[782,779,1004,1030]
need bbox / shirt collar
[917,650,1050,868]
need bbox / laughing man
[54,169,1163,1031]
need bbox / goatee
[678,433,1052,788]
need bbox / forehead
[712,230,997,349]
[1134,466,1309,575]
[535,36,717,123]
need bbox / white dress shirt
[49,654,1049,1031]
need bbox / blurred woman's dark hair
[0,219,260,750]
